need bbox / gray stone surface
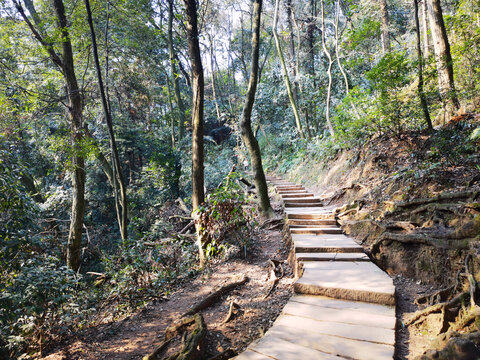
[295,262,395,305]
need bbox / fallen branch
[176,198,191,215]
[182,275,248,317]
[179,221,195,234]
[170,215,194,221]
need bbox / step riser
[289,225,338,229]
[291,229,343,235]
[281,194,314,198]
[283,198,322,204]
[285,203,323,208]
[288,220,337,226]
[295,247,364,253]
[287,214,335,220]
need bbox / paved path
[235,177,396,360]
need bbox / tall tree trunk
[273,0,304,139]
[379,0,390,52]
[51,0,86,271]
[334,0,361,120]
[320,0,335,137]
[414,0,433,131]
[285,0,298,103]
[240,0,272,219]
[427,0,460,119]
[422,0,431,57]
[84,0,128,242]
[183,0,205,266]
[209,36,221,124]
[168,0,186,140]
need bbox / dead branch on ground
[182,275,248,317]
[221,300,240,324]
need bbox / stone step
[290,227,343,235]
[281,193,314,198]
[277,190,308,195]
[288,219,337,226]
[287,212,336,220]
[292,234,364,253]
[277,187,305,192]
[283,197,323,204]
[264,324,394,360]
[237,334,343,360]
[295,262,395,305]
[290,295,395,317]
[284,202,323,208]
[289,224,338,228]
[296,252,369,262]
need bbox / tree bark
[50,0,86,271]
[183,0,205,266]
[285,0,298,103]
[240,0,273,219]
[84,0,128,241]
[320,0,335,137]
[427,0,460,118]
[168,0,186,140]
[422,0,431,57]
[379,0,390,52]
[273,0,304,139]
[414,0,433,131]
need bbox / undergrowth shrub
[195,171,256,259]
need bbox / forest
[0,0,479,358]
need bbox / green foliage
[195,172,256,257]
[0,256,82,358]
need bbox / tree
[414,0,433,131]
[183,0,205,265]
[168,0,187,140]
[273,0,305,139]
[379,0,390,52]
[239,0,273,219]
[15,0,86,271]
[427,0,460,119]
[84,0,128,241]
[320,0,336,136]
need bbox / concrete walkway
[235,177,396,360]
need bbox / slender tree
[422,0,431,57]
[379,0,390,52]
[414,0,433,131]
[273,0,304,139]
[426,0,460,119]
[183,0,205,265]
[168,0,186,140]
[84,0,128,241]
[320,0,336,137]
[240,0,272,219]
[15,0,86,271]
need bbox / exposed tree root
[415,286,455,306]
[411,203,464,215]
[207,349,237,360]
[370,232,471,255]
[263,260,283,300]
[165,316,196,340]
[404,291,470,327]
[221,300,240,324]
[182,275,248,317]
[142,338,173,360]
[395,191,478,209]
[168,313,206,360]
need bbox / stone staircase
[235,177,396,360]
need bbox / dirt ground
[42,224,293,360]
